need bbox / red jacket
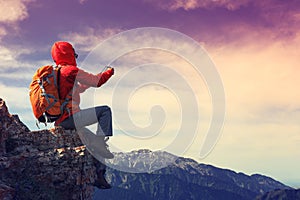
[51,41,114,125]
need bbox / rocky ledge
[0,98,97,200]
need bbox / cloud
[0,83,31,108]
[0,41,50,69]
[256,1,300,37]
[178,22,300,184]
[0,26,6,38]
[217,34,300,105]
[0,83,33,123]
[144,0,299,15]
[0,46,31,81]
[142,0,300,45]
[0,0,31,23]
[143,0,252,11]
[58,27,123,52]
[0,0,35,41]
[0,45,15,62]
[78,0,88,5]
[0,82,48,131]
[0,45,42,73]
[208,39,300,128]
[0,43,52,90]
[194,31,300,172]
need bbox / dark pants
[59,106,113,136]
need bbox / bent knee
[103,105,111,111]
[97,105,111,114]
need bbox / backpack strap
[59,81,77,118]
[56,66,61,99]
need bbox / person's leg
[57,124,113,189]
[76,128,112,189]
[93,157,111,189]
[58,105,114,158]
[59,106,113,137]
[95,106,112,137]
[77,127,113,159]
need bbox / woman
[52,41,114,189]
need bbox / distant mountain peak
[131,149,153,154]
[106,149,178,173]
[102,148,292,200]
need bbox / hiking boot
[93,170,112,189]
[89,136,114,159]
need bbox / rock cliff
[0,98,97,200]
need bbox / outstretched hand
[106,66,114,75]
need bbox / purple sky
[2,0,300,49]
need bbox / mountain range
[93,149,294,200]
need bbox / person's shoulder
[59,65,79,77]
[61,65,78,71]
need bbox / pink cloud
[0,0,35,23]
[143,0,252,11]
[78,0,88,5]
[58,27,123,51]
[0,0,36,41]
[139,0,300,46]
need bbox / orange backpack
[29,65,63,123]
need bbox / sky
[0,0,300,188]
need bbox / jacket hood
[51,41,77,66]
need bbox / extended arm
[76,67,114,88]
